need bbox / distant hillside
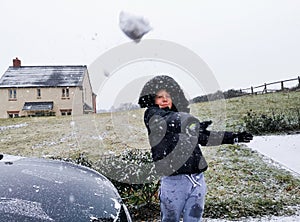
[191,89,247,103]
[190,90,300,134]
[192,76,300,103]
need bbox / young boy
[138,75,253,222]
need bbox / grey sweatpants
[160,173,206,222]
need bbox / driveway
[248,133,300,175]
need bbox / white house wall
[82,71,94,110]
[0,87,83,118]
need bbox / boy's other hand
[235,131,253,143]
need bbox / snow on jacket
[144,106,208,176]
[144,106,237,176]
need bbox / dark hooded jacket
[138,75,235,176]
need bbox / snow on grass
[0,123,28,131]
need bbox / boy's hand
[234,131,253,143]
[199,120,212,131]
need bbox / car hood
[0,154,130,221]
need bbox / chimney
[13,57,21,67]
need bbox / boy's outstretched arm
[197,121,253,146]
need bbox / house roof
[0,66,87,88]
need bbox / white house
[0,58,96,118]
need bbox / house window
[37,88,41,98]
[62,88,69,98]
[7,111,19,118]
[8,89,17,100]
[60,109,72,116]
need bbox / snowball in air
[119,11,152,42]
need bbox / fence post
[251,86,254,95]
[281,81,284,91]
[298,76,300,86]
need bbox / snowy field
[205,212,300,222]
[249,134,300,176]
[205,134,300,222]
[1,120,299,221]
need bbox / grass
[1,90,300,220]
[0,110,148,160]
[203,144,300,219]
[191,91,300,133]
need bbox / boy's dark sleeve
[197,120,253,146]
[198,129,235,146]
[205,131,236,146]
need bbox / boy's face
[155,90,173,109]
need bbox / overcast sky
[1,0,300,109]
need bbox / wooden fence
[240,76,300,95]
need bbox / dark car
[0,154,132,222]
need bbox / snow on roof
[0,65,87,88]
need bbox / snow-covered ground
[0,123,28,131]
[204,134,300,222]
[248,134,300,175]
[205,212,300,222]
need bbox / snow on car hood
[0,155,129,221]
